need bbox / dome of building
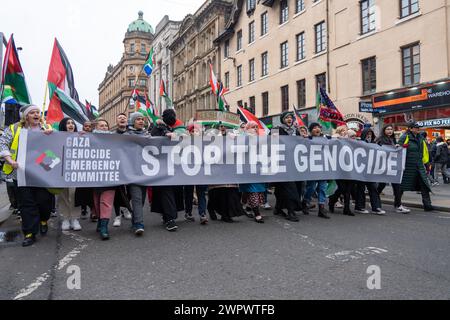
[127,11,154,34]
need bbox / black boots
[286,210,299,222]
[302,201,309,215]
[40,221,48,236]
[273,207,287,217]
[22,233,36,247]
[99,219,110,240]
[318,205,331,219]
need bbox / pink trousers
[93,190,116,220]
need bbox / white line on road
[13,231,90,300]
[326,247,388,263]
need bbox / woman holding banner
[58,118,82,231]
[376,125,410,214]
[0,104,54,247]
[272,111,301,222]
[239,121,266,224]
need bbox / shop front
[373,79,450,141]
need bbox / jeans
[304,181,327,205]
[434,163,450,183]
[184,185,207,216]
[127,185,147,226]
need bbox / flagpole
[122,48,152,115]
[41,82,48,124]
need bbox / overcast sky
[1,0,205,106]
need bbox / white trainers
[121,208,132,220]
[335,201,344,209]
[396,206,411,214]
[113,216,122,227]
[71,219,82,231]
[62,219,71,231]
[372,208,386,215]
[263,202,272,210]
[355,209,369,214]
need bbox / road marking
[326,247,388,263]
[274,219,329,250]
[13,231,90,300]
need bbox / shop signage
[195,110,241,127]
[359,101,384,113]
[372,80,450,113]
[344,113,371,136]
[416,118,450,128]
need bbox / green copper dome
[127,11,154,33]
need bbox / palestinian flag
[46,38,88,127]
[145,93,159,124]
[85,100,99,120]
[293,105,306,127]
[210,64,228,111]
[237,106,269,136]
[160,79,172,108]
[209,63,218,95]
[1,34,32,105]
[143,47,155,77]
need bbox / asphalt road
[1,197,449,300]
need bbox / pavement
[380,181,450,212]
[0,193,449,300]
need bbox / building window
[141,44,146,56]
[280,41,289,68]
[362,56,376,94]
[360,0,376,34]
[296,32,305,61]
[249,21,255,44]
[224,40,230,58]
[130,43,135,55]
[315,21,326,53]
[296,0,305,13]
[237,30,242,51]
[281,85,289,112]
[249,96,256,114]
[297,79,306,108]
[402,43,420,86]
[237,100,243,107]
[247,0,256,12]
[139,79,147,87]
[225,72,230,89]
[400,0,419,18]
[261,12,268,36]
[261,51,268,76]
[249,59,255,82]
[128,79,135,87]
[280,0,289,25]
[262,92,269,116]
[237,65,243,87]
[316,73,326,91]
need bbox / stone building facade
[170,0,234,123]
[215,0,450,130]
[148,16,181,115]
[98,11,154,128]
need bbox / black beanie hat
[162,109,177,126]
[308,122,322,133]
[280,111,294,124]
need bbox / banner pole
[41,82,48,125]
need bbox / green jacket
[398,132,431,192]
